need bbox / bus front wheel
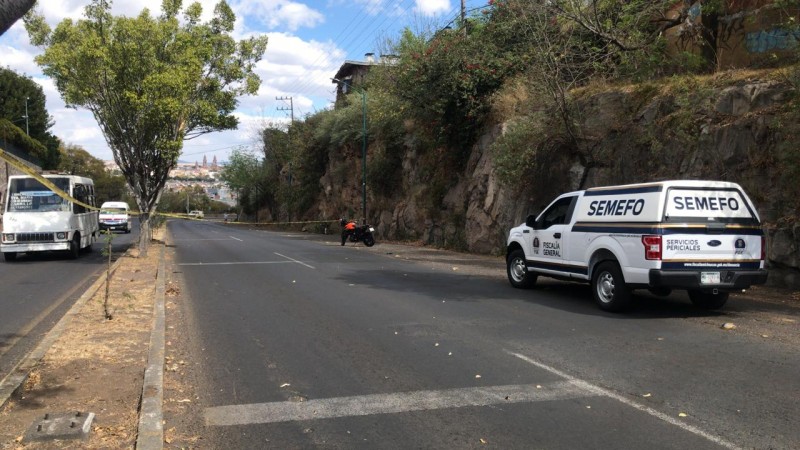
[69,235,80,259]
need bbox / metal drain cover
[25,412,95,442]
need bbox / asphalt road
[0,225,137,383]
[168,219,799,449]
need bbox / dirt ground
[0,230,164,449]
[0,230,798,449]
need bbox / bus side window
[74,184,86,214]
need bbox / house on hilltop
[332,53,398,107]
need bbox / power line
[276,96,294,122]
[259,0,492,120]
[280,2,379,97]
[286,0,417,99]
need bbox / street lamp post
[23,97,29,135]
[332,78,367,223]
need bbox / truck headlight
[2,233,15,243]
[56,232,68,240]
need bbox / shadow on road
[332,267,732,320]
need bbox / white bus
[1,174,99,261]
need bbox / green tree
[58,144,105,177]
[58,143,129,204]
[0,67,61,168]
[220,148,274,220]
[25,0,268,254]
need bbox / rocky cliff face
[313,78,800,288]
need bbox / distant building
[332,53,398,107]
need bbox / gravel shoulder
[0,232,164,449]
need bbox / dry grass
[0,232,164,449]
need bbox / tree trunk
[138,212,151,256]
[0,0,36,36]
[700,10,720,72]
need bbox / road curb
[136,243,166,450]
[0,250,129,409]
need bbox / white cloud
[415,0,451,16]
[258,32,344,95]
[231,0,324,32]
[0,1,350,164]
[0,44,41,74]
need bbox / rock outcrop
[312,77,800,288]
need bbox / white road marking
[229,236,243,241]
[178,261,294,266]
[205,381,593,426]
[171,238,234,241]
[274,252,315,269]
[506,351,741,450]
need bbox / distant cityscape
[105,155,236,207]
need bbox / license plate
[701,272,720,284]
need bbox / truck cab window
[536,196,575,229]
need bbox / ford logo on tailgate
[707,240,722,247]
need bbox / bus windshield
[6,177,71,213]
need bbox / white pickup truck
[506,180,768,311]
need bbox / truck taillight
[761,236,766,261]
[642,235,662,260]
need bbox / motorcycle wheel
[364,234,375,247]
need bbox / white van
[99,201,132,233]
[506,180,768,311]
[1,174,99,261]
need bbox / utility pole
[331,78,367,223]
[276,96,294,123]
[461,0,466,36]
[276,96,294,222]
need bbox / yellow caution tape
[0,146,98,212]
[223,219,338,226]
[2,146,345,227]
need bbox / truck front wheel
[592,261,632,312]
[507,249,537,289]
[69,235,80,259]
[4,252,17,262]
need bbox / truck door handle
[553,233,561,239]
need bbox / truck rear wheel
[592,261,632,312]
[507,249,537,289]
[688,290,729,310]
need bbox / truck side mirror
[525,214,537,228]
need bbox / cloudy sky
[1,0,485,164]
